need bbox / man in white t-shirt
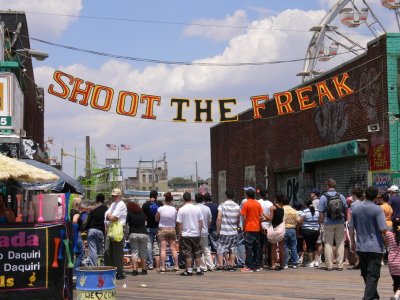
[176,192,204,276]
[195,193,215,271]
[104,188,127,280]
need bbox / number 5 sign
[0,116,11,126]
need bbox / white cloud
[0,0,83,37]
[183,10,249,42]
[35,4,395,183]
[34,8,327,182]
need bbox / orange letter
[316,81,335,105]
[90,85,114,111]
[68,78,95,106]
[141,94,161,119]
[116,91,139,116]
[333,73,354,98]
[251,95,269,119]
[48,71,74,99]
[274,92,294,115]
[295,85,316,111]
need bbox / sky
[2,0,398,181]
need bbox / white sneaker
[284,265,288,269]
[308,261,315,268]
[314,261,319,267]
[297,257,303,265]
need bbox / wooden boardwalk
[74,265,394,300]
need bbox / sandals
[173,268,180,273]
[159,269,166,274]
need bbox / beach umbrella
[0,153,59,182]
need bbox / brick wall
[211,35,389,202]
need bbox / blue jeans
[357,252,383,300]
[244,232,260,269]
[284,228,298,267]
[73,235,84,274]
[87,228,105,266]
[236,231,246,266]
[147,227,158,267]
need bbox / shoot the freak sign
[48,70,354,122]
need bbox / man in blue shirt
[349,186,387,300]
[318,178,347,271]
[388,185,400,221]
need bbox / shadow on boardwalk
[75,265,393,300]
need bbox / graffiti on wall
[392,173,400,188]
[314,101,348,144]
[244,166,256,188]
[287,177,299,205]
[345,173,367,192]
[0,143,19,158]
[372,172,391,195]
[359,67,380,124]
[277,172,313,206]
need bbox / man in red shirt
[241,187,263,272]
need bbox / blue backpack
[149,202,159,216]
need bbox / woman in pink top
[386,218,400,300]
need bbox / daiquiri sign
[0,226,48,291]
[48,70,354,123]
[0,223,71,300]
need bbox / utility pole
[195,161,199,189]
[152,159,155,190]
[60,147,63,171]
[74,147,77,180]
[85,136,91,199]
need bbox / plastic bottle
[28,201,35,222]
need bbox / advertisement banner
[0,226,48,291]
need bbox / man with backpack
[142,190,162,270]
[318,178,348,271]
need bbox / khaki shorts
[158,227,177,241]
[180,236,202,259]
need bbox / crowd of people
[72,179,400,300]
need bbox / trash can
[76,266,117,300]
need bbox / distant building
[136,153,168,191]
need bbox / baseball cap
[244,187,255,192]
[311,188,320,194]
[111,188,122,196]
[388,185,399,192]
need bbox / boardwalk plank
[75,266,394,300]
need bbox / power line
[26,35,364,67]
[22,10,312,33]
[23,10,370,36]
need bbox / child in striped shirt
[386,219,400,300]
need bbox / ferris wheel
[298,0,400,82]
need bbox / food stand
[0,154,82,300]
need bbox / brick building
[210,33,400,204]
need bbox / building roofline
[0,10,26,15]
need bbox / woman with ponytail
[299,199,320,268]
[386,218,400,300]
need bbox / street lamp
[15,48,49,61]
